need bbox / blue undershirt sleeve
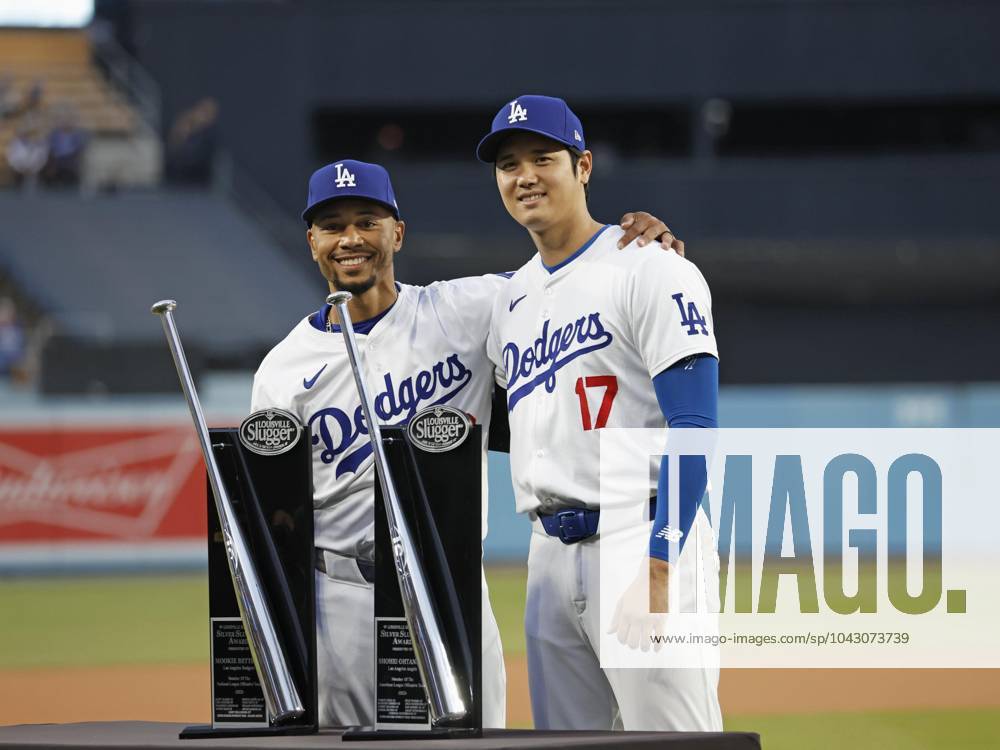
[650,354,719,561]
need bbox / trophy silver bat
[151,299,304,724]
[326,291,467,726]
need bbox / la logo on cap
[333,162,356,188]
[507,100,528,124]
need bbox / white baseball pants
[314,551,506,728]
[524,511,723,731]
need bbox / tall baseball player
[250,158,679,728]
[478,96,722,732]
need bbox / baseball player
[478,96,722,732]
[250,158,679,728]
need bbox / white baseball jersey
[252,276,509,728]
[487,224,718,515]
[252,277,504,557]
[488,223,723,733]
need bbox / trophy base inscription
[209,617,268,728]
[374,617,430,730]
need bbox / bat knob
[327,291,352,306]
[151,299,177,315]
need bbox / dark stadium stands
[0,191,319,391]
[1,0,997,389]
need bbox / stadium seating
[0,30,141,187]
[0,189,320,391]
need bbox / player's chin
[333,272,377,296]
[508,201,550,228]
[517,210,552,233]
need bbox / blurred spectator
[166,97,219,186]
[0,74,16,120]
[10,79,46,120]
[43,106,88,188]
[5,122,49,191]
[0,298,26,380]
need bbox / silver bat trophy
[151,299,304,724]
[327,291,468,725]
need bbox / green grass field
[725,709,1000,750]
[485,564,528,655]
[0,569,526,669]
[0,573,208,668]
[2,569,998,747]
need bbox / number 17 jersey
[486,225,718,516]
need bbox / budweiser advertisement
[0,417,236,570]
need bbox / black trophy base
[341,726,483,741]
[178,723,317,740]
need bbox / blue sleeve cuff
[650,354,718,560]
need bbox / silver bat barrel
[327,291,468,725]
[151,299,305,724]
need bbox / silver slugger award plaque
[239,409,303,456]
[406,406,472,453]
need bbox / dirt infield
[0,664,210,726]
[2,660,998,727]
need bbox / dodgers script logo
[333,162,356,188]
[503,313,613,411]
[307,354,472,477]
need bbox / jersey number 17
[574,375,619,430]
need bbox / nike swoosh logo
[509,294,527,312]
[303,363,328,390]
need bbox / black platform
[0,722,760,748]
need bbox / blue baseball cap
[302,159,400,224]
[476,95,586,163]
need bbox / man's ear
[579,150,593,186]
[393,219,406,252]
[307,228,319,261]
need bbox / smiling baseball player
[479,96,722,731]
[250,158,679,728]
